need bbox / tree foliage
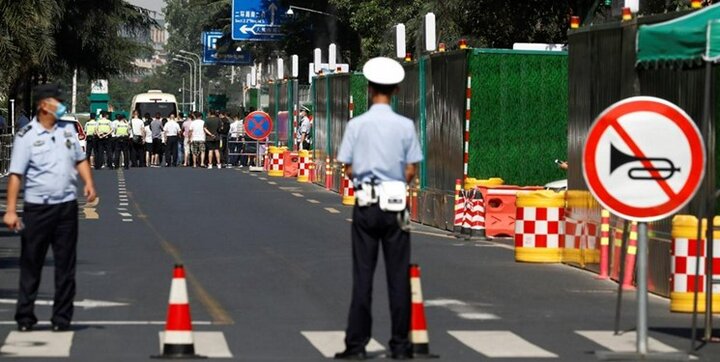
[0,0,155,113]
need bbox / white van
[130,90,178,118]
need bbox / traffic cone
[453,179,464,236]
[410,265,438,358]
[597,209,611,279]
[153,264,204,359]
[622,222,638,290]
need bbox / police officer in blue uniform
[335,58,423,360]
[3,84,97,332]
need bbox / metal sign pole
[10,99,15,136]
[636,222,649,355]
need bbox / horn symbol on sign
[610,143,680,181]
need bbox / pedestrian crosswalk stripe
[575,331,682,354]
[448,331,558,358]
[301,331,385,358]
[325,208,341,214]
[307,199,320,204]
[159,332,232,358]
[268,181,277,185]
[292,193,304,198]
[0,331,74,357]
[122,219,133,222]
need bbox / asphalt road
[0,166,717,361]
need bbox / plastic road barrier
[514,190,566,263]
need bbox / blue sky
[127,0,164,14]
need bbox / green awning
[637,4,720,68]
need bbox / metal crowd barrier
[226,137,274,167]
[0,134,13,177]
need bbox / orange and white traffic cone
[597,209,611,279]
[410,265,438,358]
[153,264,204,359]
[622,222,638,290]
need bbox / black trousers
[165,136,178,166]
[131,140,145,167]
[220,135,228,164]
[344,204,411,354]
[114,138,130,169]
[85,136,95,161]
[16,201,78,327]
[95,138,110,169]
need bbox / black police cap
[33,84,64,104]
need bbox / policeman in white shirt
[334,58,423,361]
[297,107,312,150]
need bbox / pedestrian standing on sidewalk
[204,111,222,169]
[144,116,153,167]
[189,112,211,168]
[334,57,423,361]
[3,84,97,332]
[182,113,193,167]
[228,114,244,168]
[163,113,181,167]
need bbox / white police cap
[362,57,405,85]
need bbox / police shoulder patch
[17,124,32,137]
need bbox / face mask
[54,102,67,119]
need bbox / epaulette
[17,124,32,137]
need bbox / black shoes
[390,351,413,360]
[52,324,70,332]
[17,323,33,332]
[334,350,367,360]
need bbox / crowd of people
[84,110,253,169]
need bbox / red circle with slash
[583,96,705,222]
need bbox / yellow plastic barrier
[464,177,504,191]
[268,146,286,177]
[514,190,566,263]
[670,215,720,313]
[297,150,311,183]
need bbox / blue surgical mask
[54,102,67,119]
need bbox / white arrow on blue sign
[202,31,253,65]
[232,0,286,41]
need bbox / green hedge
[350,73,368,116]
[468,49,568,186]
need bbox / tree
[0,0,155,115]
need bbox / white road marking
[122,219,133,222]
[448,331,558,358]
[576,331,683,354]
[425,299,500,320]
[259,177,267,180]
[268,181,277,185]
[119,203,128,206]
[307,199,320,204]
[301,331,384,358]
[292,193,304,198]
[0,331,74,357]
[0,321,212,326]
[159,332,233,358]
[325,208,341,214]
[119,213,132,217]
[117,208,127,211]
[346,218,352,222]
[0,298,128,309]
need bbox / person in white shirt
[297,107,312,151]
[181,114,193,167]
[143,115,153,168]
[130,111,146,167]
[188,111,212,168]
[228,115,244,168]
[163,113,182,167]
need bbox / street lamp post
[179,50,203,113]
[286,5,338,18]
[172,58,195,112]
[175,54,198,111]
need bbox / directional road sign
[202,31,253,65]
[244,111,274,141]
[583,96,705,222]
[231,0,286,41]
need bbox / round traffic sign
[582,96,705,222]
[244,111,274,141]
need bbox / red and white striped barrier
[471,198,486,238]
[325,157,333,189]
[154,265,202,358]
[453,180,464,234]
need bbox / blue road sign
[231,0,286,41]
[202,31,253,65]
